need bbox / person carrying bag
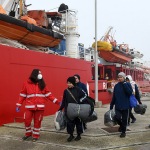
[58,76,87,142]
[66,89,91,121]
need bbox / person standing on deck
[110,72,133,138]
[74,74,88,130]
[126,75,142,125]
[16,69,60,142]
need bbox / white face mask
[37,74,42,80]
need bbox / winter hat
[118,72,126,79]
[67,76,76,86]
[74,74,80,81]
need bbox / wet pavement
[0,96,150,150]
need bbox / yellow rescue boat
[92,41,112,51]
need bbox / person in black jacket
[110,72,133,138]
[59,76,87,142]
[74,74,88,130]
[74,74,88,95]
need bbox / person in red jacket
[16,69,60,142]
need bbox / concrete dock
[0,96,150,150]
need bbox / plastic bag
[54,111,66,131]
[104,110,117,127]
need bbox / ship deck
[0,96,150,150]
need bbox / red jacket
[16,79,59,110]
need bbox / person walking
[16,69,60,142]
[110,72,133,138]
[74,74,88,130]
[126,75,142,125]
[58,76,87,142]
[74,74,88,95]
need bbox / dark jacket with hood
[110,81,133,110]
[76,82,88,95]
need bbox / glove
[110,105,113,110]
[16,107,20,112]
[139,101,142,104]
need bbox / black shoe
[22,136,31,140]
[120,133,126,138]
[67,135,74,142]
[74,135,81,141]
[131,118,136,123]
[32,138,38,142]
[149,125,150,128]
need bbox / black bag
[134,104,147,115]
[84,96,95,116]
[84,111,98,123]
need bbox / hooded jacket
[16,79,59,110]
[110,81,133,110]
[76,82,88,95]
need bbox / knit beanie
[67,76,76,86]
[74,74,80,81]
[118,72,126,79]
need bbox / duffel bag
[67,103,91,121]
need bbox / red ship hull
[0,44,149,126]
[0,44,111,126]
